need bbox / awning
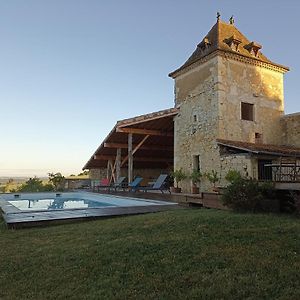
[83,107,178,170]
[217,139,300,157]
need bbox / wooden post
[116,148,121,181]
[107,160,114,182]
[106,160,110,179]
[128,133,133,183]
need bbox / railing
[264,164,300,182]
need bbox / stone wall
[217,57,285,145]
[89,168,107,180]
[174,57,220,192]
[219,154,256,183]
[173,54,286,193]
[280,113,300,147]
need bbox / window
[241,102,254,121]
[255,132,263,143]
[193,155,200,171]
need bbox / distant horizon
[0,169,78,178]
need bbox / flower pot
[191,186,199,194]
[212,187,220,193]
[171,187,182,193]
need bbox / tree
[77,170,89,176]
[4,178,16,192]
[48,172,65,191]
[18,177,53,192]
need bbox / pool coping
[0,192,178,229]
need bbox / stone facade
[281,113,300,147]
[89,168,107,180]
[217,56,284,145]
[174,56,220,192]
[171,20,296,193]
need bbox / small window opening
[193,114,198,122]
[255,133,263,143]
[193,155,200,171]
[241,102,254,121]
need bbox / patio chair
[135,174,170,194]
[127,177,143,192]
[109,176,127,191]
[96,178,111,192]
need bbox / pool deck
[0,193,178,229]
[91,189,227,209]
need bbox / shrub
[289,191,300,215]
[18,177,54,193]
[222,178,277,212]
[225,170,242,183]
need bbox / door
[258,159,272,181]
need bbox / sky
[0,0,299,177]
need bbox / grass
[0,209,299,299]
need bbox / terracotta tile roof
[117,107,178,127]
[169,19,289,77]
[217,139,300,157]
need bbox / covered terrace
[83,108,178,185]
[217,139,300,190]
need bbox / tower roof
[169,19,289,78]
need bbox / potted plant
[190,169,202,194]
[205,170,220,192]
[170,168,187,193]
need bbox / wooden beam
[133,135,149,155]
[94,155,116,160]
[128,157,173,163]
[107,160,114,182]
[94,155,172,163]
[121,135,150,167]
[128,133,133,183]
[116,127,173,137]
[116,148,121,181]
[104,142,173,151]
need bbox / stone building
[84,17,300,192]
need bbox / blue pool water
[8,198,114,211]
[0,192,173,213]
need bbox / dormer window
[244,41,262,57]
[197,37,211,53]
[225,35,242,51]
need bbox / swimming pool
[0,192,177,228]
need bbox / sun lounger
[96,178,111,191]
[109,176,127,191]
[135,174,170,194]
[127,177,143,192]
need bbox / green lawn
[0,209,299,299]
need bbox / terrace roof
[217,139,300,157]
[83,108,178,170]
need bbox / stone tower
[169,18,289,192]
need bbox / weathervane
[216,12,220,21]
[229,15,235,25]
